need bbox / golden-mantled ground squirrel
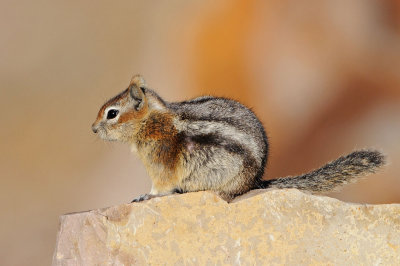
[92,75,385,202]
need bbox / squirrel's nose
[92,124,98,133]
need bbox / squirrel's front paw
[131,194,151,203]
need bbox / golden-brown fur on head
[91,75,163,143]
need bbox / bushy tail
[261,150,385,192]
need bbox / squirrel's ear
[130,74,146,88]
[129,75,146,110]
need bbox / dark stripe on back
[177,96,214,105]
[188,133,247,156]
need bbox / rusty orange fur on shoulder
[139,112,175,140]
[137,111,183,171]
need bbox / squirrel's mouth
[96,128,118,142]
[97,129,108,140]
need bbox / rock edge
[53,189,400,265]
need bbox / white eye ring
[104,106,120,120]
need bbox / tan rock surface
[53,189,400,265]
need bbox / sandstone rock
[53,189,400,265]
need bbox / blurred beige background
[1,0,400,265]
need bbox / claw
[130,189,183,203]
[131,194,150,203]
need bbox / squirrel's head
[92,75,156,142]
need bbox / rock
[53,189,400,265]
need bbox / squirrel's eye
[106,109,119,119]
